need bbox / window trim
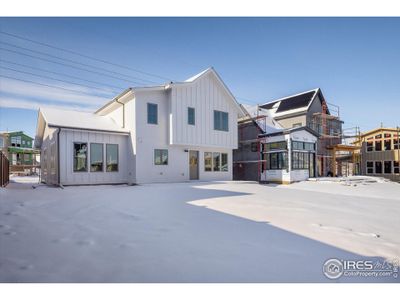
[90,143,104,172]
[106,144,119,172]
[147,102,158,125]
[188,107,195,126]
[213,110,229,132]
[154,149,168,166]
[73,142,88,172]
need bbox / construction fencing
[0,151,10,187]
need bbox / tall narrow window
[213,110,229,131]
[375,161,382,174]
[154,149,168,165]
[384,161,392,174]
[221,153,228,172]
[213,152,221,171]
[384,140,391,151]
[204,152,212,171]
[394,137,399,150]
[74,143,88,172]
[366,161,374,174]
[188,107,195,125]
[106,144,118,172]
[375,141,382,151]
[394,161,399,174]
[90,143,103,172]
[367,141,373,152]
[147,103,158,124]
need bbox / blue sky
[0,17,399,138]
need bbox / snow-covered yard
[0,176,399,283]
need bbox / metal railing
[0,151,10,187]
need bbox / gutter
[115,98,125,128]
[47,124,129,135]
[57,128,63,189]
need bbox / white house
[35,68,245,186]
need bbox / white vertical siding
[59,129,129,185]
[170,73,239,149]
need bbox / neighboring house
[4,131,40,175]
[354,127,400,182]
[259,88,343,177]
[35,68,244,186]
[0,132,9,157]
[233,105,318,184]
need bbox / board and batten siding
[169,74,238,149]
[59,129,129,185]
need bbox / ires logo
[323,258,398,280]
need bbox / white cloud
[0,96,96,112]
[0,77,113,107]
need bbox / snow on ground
[0,176,399,283]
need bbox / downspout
[116,98,125,128]
[57,128,63,188]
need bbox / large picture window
[90,143,103,172]
[106,144,119,172]
[292,152,310,170]
[267,152,287,170]
[147,103,158,124]
[154,149,168,165]
[214,110,229,131]
[74,142,88,172]
[204,152,228,172]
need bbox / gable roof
[260,88,329,115]
[35,107,128,148]
[96,68,245,117]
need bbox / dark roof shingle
[260,90,317,113]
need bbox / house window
[214,110,229,131]
[375,134,382,139]
[204,152,212,171]
[213,152,221,171]
[268,152,287,170]
[24,154,30,162]
[11,136,21,147]
[384,140,391,151]
[394,137,399,150]
[394,161,399,174]
[251,142,258,152]
[73,143,88,172]
[147,103,158,124]
[367,141,373,152]
[375,161,382,174]
[154,149,168,165]
[221,153,228,172]
[90,143,103,172]
[384,161,392,174]
[188,107,195,125]
[366,161,374,174]
[375,141,382,151]
[266,141,287,151]
[106,144,119,172]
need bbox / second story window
[214,110,229,131]
[188,107,195,125]
[147,103,158,124]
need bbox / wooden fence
[0,151,10,187]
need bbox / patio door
[189,150,199,180]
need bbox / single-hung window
[188,107,195,125]
[154,149,168,165]
[106,144,118,172]
[214,110,229,131]
[74,142,88,172]
[90,143,103,172]
[147,103,158,124]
